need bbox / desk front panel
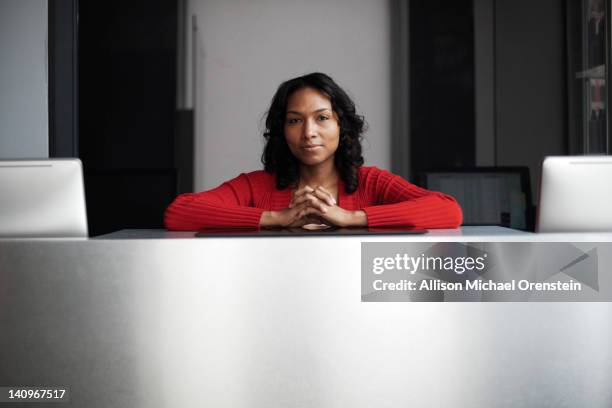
[0,238,610,407]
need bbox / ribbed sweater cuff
[362,205,409,227]
[207,207,264,229]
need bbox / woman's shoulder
[239,169,277,190]
[242,169,274,179]
[358,165,396,179]
[357,166,409,191]
[242,170,275,181]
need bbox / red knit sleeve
[360,168,463,229]
[164,173,265,230]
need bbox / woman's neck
[298,160,338,188]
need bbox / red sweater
[164,166,462,230]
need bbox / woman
[164,73,462,230]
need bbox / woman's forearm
[259,211,280,227]
[345,210,368,227]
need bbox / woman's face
[284,87,340,168]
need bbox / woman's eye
[287,118,301,124]
[318,115,329,121]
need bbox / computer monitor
[0,159,88,238]
[419,167,533,230]
[537,155,612,233]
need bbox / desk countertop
[96,226,526,239]
[94,226,612,242]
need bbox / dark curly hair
[262,72,365,193]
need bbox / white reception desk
[0,227,611,407]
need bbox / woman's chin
[297,157,323,166]
[297,154,333,167]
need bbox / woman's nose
[303,119,318,139]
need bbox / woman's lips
[302,145,323,152]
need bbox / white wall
[188,0,391,190]
[0,0,48,159]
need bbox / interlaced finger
[312,186,336,206]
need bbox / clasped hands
[260,185,367,228]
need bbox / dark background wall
[494,0,567,196]
[78,0,183,236]
[410,0,567,196]
[410,0,476,174]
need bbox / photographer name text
[372,279,582,292]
